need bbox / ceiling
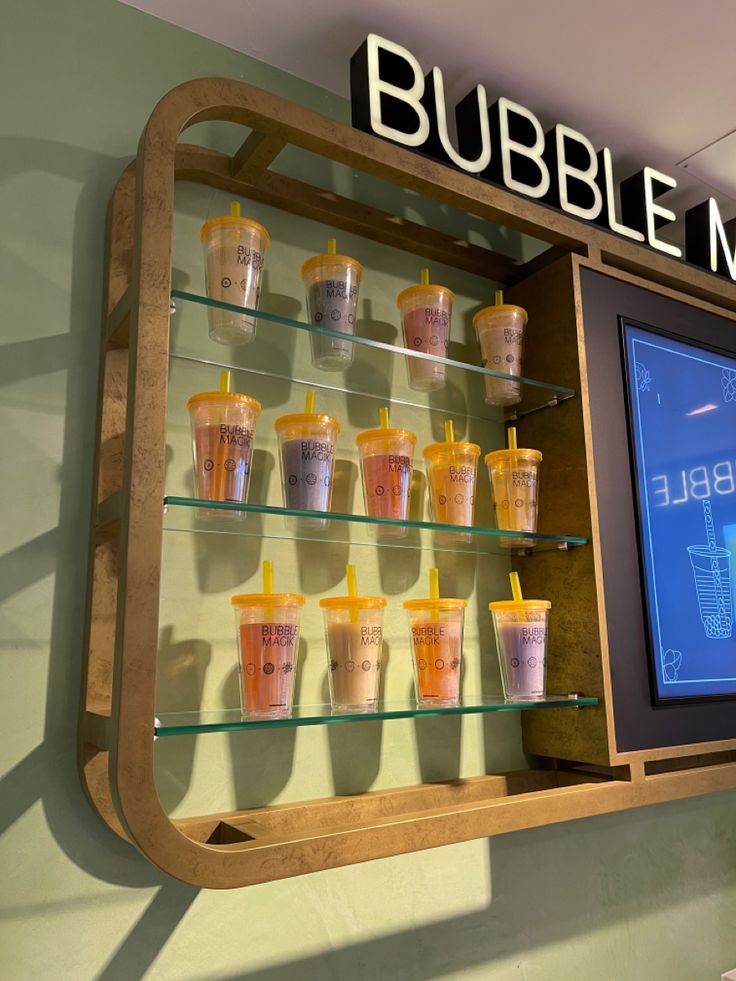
[120,0,736,224]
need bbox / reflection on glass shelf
[170,289,575,422]
[155,694,598,735]
[163,497,588,555]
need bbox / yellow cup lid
[200,215,271,247]
[231,593,305,606]
[397,282,455,308]
[489,600,551,611]
[403,598,467,611]
[484,448,542,465]
[274,412,340,433]
[355,427,416,447]
[300,253,363,280]
[472,303,528,328]
[422,441,481,460]
[319,596,387,610]
[186,392,262,414]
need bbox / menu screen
[623,320,736,701]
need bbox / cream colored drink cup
[200,202,270,344]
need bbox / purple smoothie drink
[301,238,363,371]
[274,390,339,529]
[489,598,550,701]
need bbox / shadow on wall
[0,136,172,889]
[96,790,735,980]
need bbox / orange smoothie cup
[186,372,261,514]
[231,562,304,719]
[422,420,480,541]
[404,569,466,706]
[485,428,542,547]
[200,202,270,345]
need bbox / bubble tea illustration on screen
[688,498,733,639]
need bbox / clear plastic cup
[403,598,467,706]
[301,248,363,370]
[473,302,528,406]
[200,208,270,345]
[397,280,455,391]
[320,597,387,710]
[356,425,416,537]
[186,391,262,513]
[485,447,542,547]
[231,591,305,718]
[274,410,340,529]
[489,599,550,701]
[422,439,480,540]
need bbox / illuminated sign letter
[595,147,645,242]
[685,197,736,281]
[551,124,602,221]
[621,166,682,258]
[350,34,430,148]
[428,68,491,173]
[495,97,550,198]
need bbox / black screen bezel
[579,267,736,752]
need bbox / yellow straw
[495,289,504,305]
[379,406,390,429]
[219,370,231,393]
[346,563,358,623]
[444,419,455,443]
[429,567,440,600]
[507,426,518,450]
[420,268,430,286]
[305,389,315,415]
[509,571,523,603]
[262,560,274,595]
[230,201,241,217]
[327,238,337,255]
[428,566,440,621]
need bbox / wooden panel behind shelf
[508,256,615,766]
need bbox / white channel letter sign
[349,34,735,282]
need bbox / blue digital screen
[624,321,736,701]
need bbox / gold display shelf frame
[79,77,736,888]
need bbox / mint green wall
[1,1,735,978]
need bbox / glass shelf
[170,289,575,423]
[155,694,599,735]
[163,497,588,555]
